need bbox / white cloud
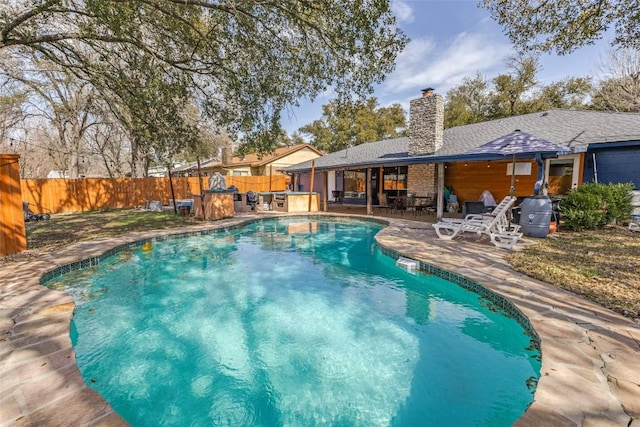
[391,0,414,23]
[382,31,512,96]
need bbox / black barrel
[519,196,552,238]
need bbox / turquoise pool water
[47,217,540,426]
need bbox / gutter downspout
[436,163,445,220]
[534,153,544,196]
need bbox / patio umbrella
[465,130,572,196]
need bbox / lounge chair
[432,196,522,249]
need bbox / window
[382,166,407,194]
[343,169,367,199]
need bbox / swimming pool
[46,217,540,426]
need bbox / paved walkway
[1,213,638,426]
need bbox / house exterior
[285,89,640,216]
[177,143,324,179]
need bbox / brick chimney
[409,87,444,156]
[221,145,232,165]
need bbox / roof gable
[227,143,323,167]
[284,137,408,171]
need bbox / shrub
[561,187,607,230]
[604,182,635,224]
[561,182,634,230]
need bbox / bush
[604,183,635,224]
[561,182,634,230]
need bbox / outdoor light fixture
[487,161,491,168]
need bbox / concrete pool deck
[1,213,638,426]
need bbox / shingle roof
[285,109,640,172]
[285,137,409,171]
[174,143,324,172]
[173,158,220,173]
[437,109,640,156]
[228,143,323,167]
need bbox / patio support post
[437,162,445,220]
[196,157,206,220]
[308,160,315,212]
[323,171,328,212]
[366,168,372,214]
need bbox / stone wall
[408,93,444,156]
[407,163,438,196]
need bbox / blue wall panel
[583,147,640,189]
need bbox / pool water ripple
[47,217,540,426]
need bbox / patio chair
[432,196,522,249]
[405,194,417,216]
[416,195,437,215]
[246,191,259,211]
[464,201,486,216]
[376,193,394,216]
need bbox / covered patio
[288,131,572,226]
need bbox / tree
[7,126,55,178]
[591,49,640,113]
[85,44,199,177]
[269,130,307,148]
[490,55,539,117]
[299,97,407,152]
[480,0,640,54]
[2,56,103,178]
[0,56,28,145]
[527,77,593,111]
[1,1,408,155]
[0,90,25,146]
[443,59,592,127]
[82,107,136,178]
[444,55,541,127]
[444,73,491,128]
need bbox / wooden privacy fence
[225,175,289,194]
[21,175,287,214]
[1,154,26,255]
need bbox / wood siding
[445,159,541,204]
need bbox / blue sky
[280,0,612,136]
